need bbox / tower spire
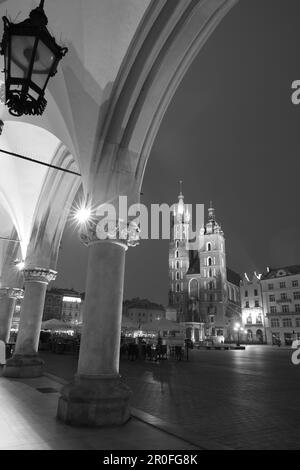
[208,200,215,221]
[179,180,183,198]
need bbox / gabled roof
[227,268,242,286]
[261,266,300,280]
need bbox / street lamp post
[234,322,245,347]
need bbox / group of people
[120,336,185,362]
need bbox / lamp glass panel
[10,35,36,78]
[31,39,55,90]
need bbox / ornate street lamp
[0,0,68,116]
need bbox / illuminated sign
[63,296,81,303]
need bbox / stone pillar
[3,268,56,378]
[57,220,139,426]
[0,288,24,343]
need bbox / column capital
[0,287,24,299]
[79,219,140,248]
[23,268,57,284]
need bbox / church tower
[198,202,228,336]
[168,182,190,322]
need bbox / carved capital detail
[23,268,57,284]
[80,219,140,248]
[0,287,24,299]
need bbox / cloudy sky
[56,0,300,305]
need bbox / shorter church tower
[197,202,227,337]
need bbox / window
[296,318,300,327]
[282,305,289,313]
[256,315,262,324]
[210,315,215,323]
[281,293,288,301]
[176,283,180,292]
[245,301,249,308]
[294,292,300,300]
[208,257,212,266]
[176,261,179,269]
[280,282,286,289]
[295,304,300,313]
[209,269,212,277]
[245,290,248,298]
[271,318,280,328]
[254,289,258,297]
[176,240,179,248]
[247,315,252,324]
[268,283,274,290]
[207,242,211,251]
[175,250,179,258]
[210,295,213,302]
[269,294,275,302]
[270,306,277,314]
[176,272,180,280]
[282,318,292,327]
[292,280,299,287]
[255,300,260,307]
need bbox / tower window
[208,257,212,266]
[176,272,180,280]
[207,242,211,251]
[176,283,180,292]
[175,250,179,258]
[209,269,212,278]
[176,261,180,269]
[176,240,179,248]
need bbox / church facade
[168,189,241,342]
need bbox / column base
[3,354,44,378]
[57,374,131,427]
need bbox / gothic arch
[98,0,239,206]
[25,143,81,270]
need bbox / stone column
[57,220,139,426]
[0,288,24,343]
[3,268,57,378]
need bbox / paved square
[40,345,300,449]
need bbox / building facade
[261,266,300,345]
[168,190,241,342]
[43,288,84,325]
[123,298,165,325]
[240,273,266,343]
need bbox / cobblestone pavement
[40,345,300,450]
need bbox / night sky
[56,0,300,306]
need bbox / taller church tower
[168,183,190,322]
